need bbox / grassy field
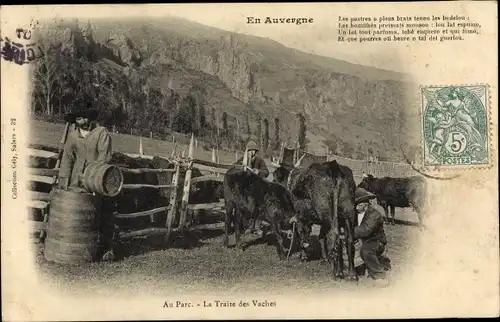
[29,119,421,295]
[30,120,245,165]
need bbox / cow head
[272,165,291,185]
[358,173,376,191]
[272,154,306,186]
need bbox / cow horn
[294,154,306,168]
[362,173,369,178]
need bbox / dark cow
[272,158,356,264]
[289,160,358,281]
[223,166,298,260]
[357,174,428,227]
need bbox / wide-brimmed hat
[355,187,377,204]
[246,141,259,151]
[65,102,98,123]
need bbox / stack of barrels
[44,163,123,265]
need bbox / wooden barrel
[82,162,123,197]
[44,188,102,265]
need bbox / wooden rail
[29,175,55,184]
[193,164,228,174]
[121,168,177,174]
[120,227,170,239]
[29,200,50,209]
[191,158,234,170]
[188,201,225,211]
[30,191,52,202]
[115,206,171,219]
[29,168,59,176]
[122,184,177,190]
[190,175,224,184]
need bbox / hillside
[32,17,420,161]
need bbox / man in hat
[58,101,116,261]
[354,187,392,281]
[59,102,112,191]
[234,141,269,179]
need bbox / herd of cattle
[30,148,428,280]
[224,154,429,281]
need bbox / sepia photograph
[1,2,498,320]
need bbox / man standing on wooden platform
[58,101,116,261]
[59,102,113,191]
[234,141,269,179]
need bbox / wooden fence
[28,134,235,247]
[28,134,419,250]
[28,147,185,244]
[176,136,232,233]
[280,147,416,184]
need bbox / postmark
[1,21,44,66]
[421,85,490,168]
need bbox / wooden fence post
[139,137,144,155]
[242,148,249,167]
[178,134,195,233]
[212,148,218,177]
[165,161,181,244]
[279,142,284,164]
[171,143,177,157]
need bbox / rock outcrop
[40,18,419,160]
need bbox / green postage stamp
[421,85,490,167]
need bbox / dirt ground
[33,208,421,296]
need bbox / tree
[298,112,307,150]
[263,118,270,152]
[222,111,228,137]
[165,90,180,129]
[234,117,241,150]
[281,123,292,147]
[209,107,216,142]
[172,101,193,134]
[256,113,262,149]
[245,111,251,142]
[274,117,280,149]
[32,47,60,116]
[184,94,197,133]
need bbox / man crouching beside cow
[353,188,392,282]
[270,159,393,283]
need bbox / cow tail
[329,178,340,265]
[332,182,339,232]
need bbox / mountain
[37,17,420,161]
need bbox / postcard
[1,2,498,320]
